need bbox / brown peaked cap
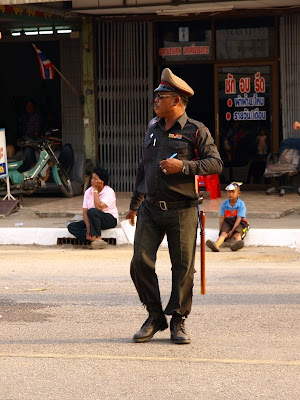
[156,68,194,97]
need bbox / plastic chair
[263,138,300,196]
[197,174,222,199]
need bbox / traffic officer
[126,68,223,344]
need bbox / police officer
[126,68,223,344]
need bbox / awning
[71,0,300,16]
[0,1,62,4]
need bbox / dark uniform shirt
[130,112,223,210]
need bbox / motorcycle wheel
[57,166,73,198]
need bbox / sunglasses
[153,93,178,101]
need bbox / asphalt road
[0,245,299,400]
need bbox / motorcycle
[0,129,74,197]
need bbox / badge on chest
[168,133,182,139]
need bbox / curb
[0,227,128,246]
[0,227,299,248]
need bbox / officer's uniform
[129,69,223,318]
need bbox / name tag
[168,133,182,139]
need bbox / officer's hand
[126,210,137,226]
[159,159,183,175]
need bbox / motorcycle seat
[8,160,24,170]
[7,151,25,163]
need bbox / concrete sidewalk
[0,191,300,248]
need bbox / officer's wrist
[181,161,186,173]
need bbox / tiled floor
[15,190,300,219]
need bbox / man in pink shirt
[68,167,119,249]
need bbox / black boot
[170,314,191,344]
[133,313,168,343]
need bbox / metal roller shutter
[97,21,153,192]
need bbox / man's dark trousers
[130,200,198,317]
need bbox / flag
[32,43,55,80]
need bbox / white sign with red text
[0,128,8,179]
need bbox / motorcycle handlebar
[17,137,42,147]
[18,129,62,148]
[45,128,59,136]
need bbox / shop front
[0,4,85,186]
[93,9,299,192]
[157,17,279,186]
[0,6,83,146]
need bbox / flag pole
[32,43,81,98]
[52,65,81,98]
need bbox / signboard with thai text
[224,71,267,122]
[218,65,271,178]
[159,41,210,61]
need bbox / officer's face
[153,91,178,117]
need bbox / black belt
[146,197,203,211]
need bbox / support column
[82,17,97,163]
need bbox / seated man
[18,99,43,172]
[68,166,119,249]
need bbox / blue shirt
[220,198,246,218]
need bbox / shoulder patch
[148,117,159,127]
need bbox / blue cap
[225,182,243,190]
[154,82,177,93]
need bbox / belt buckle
[159,201,168,210]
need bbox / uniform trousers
[67,208,117,242]
[130,200,198,317]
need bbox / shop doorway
[159,64,215,135]
[216,64,277,185]
[0,41,61,149]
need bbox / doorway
[215,64,275,185]
[0,41,61,149]
[159,64,215,135]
